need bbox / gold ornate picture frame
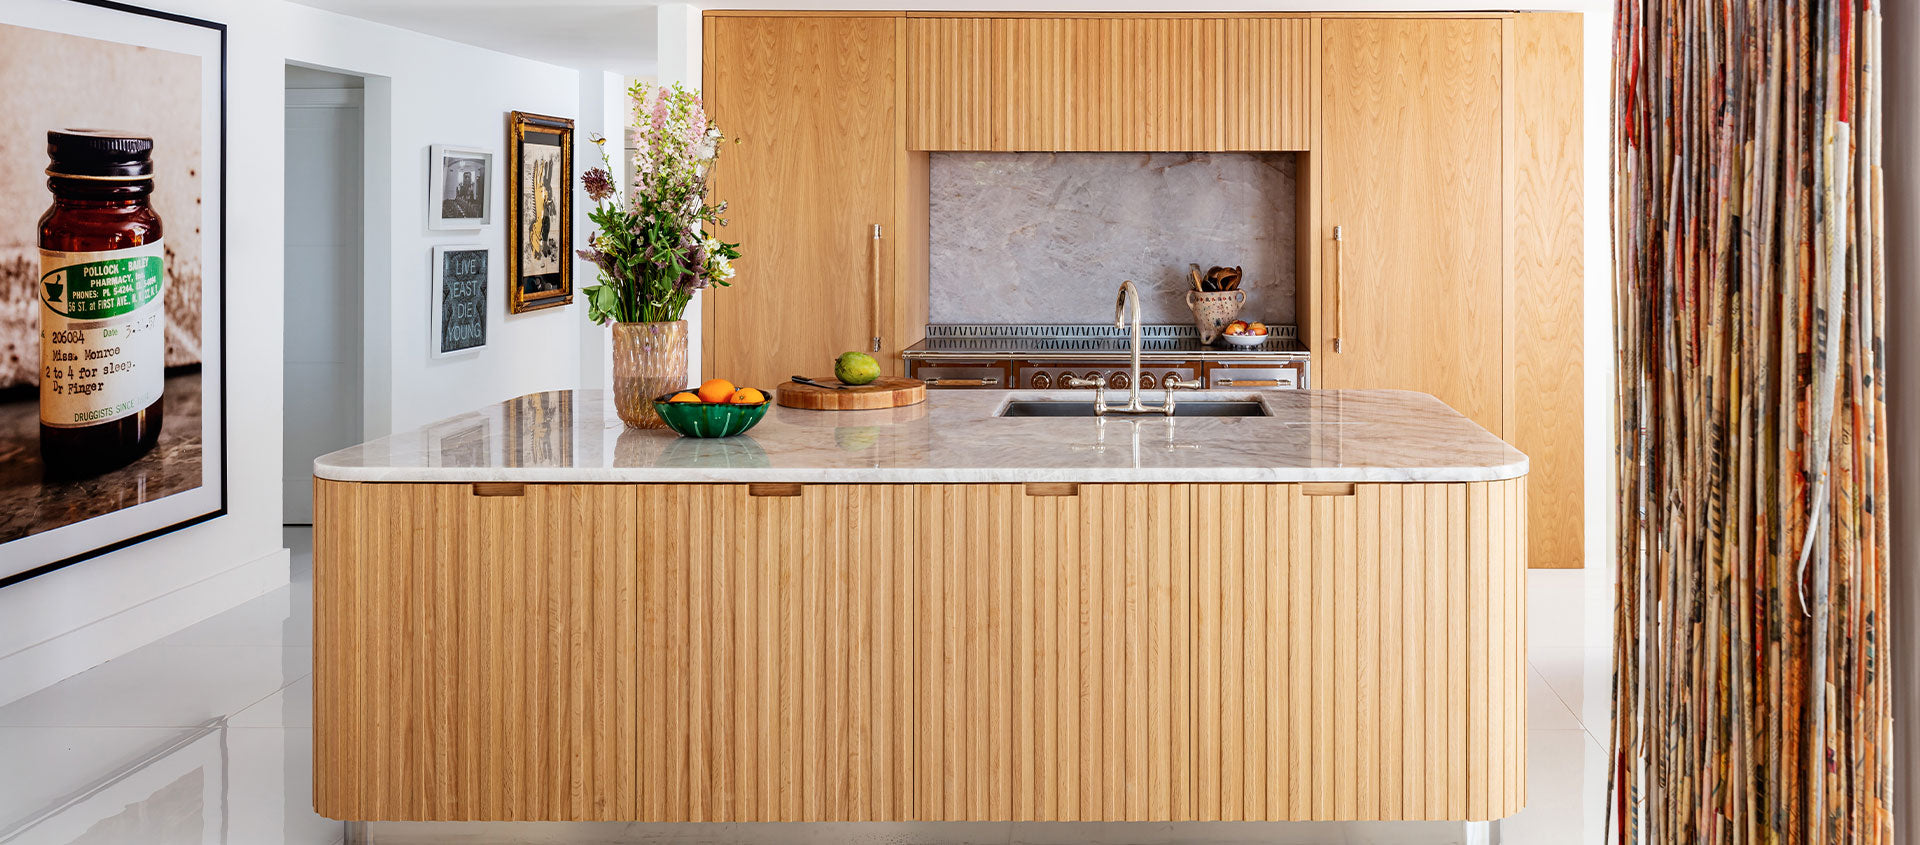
[505,110,572,314]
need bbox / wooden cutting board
[776,376,927,410]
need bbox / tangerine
[730,387,766,404]
[697,379,737,403]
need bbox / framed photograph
[427,144,490,229]
[430,245,487,358]
[505,110,572,314]
[0,0,227,587]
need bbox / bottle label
[39,242,166,428]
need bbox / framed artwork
[427,144,491,229]
[0,0,227,587]
[505,110,572,314]
[430,245,487,358]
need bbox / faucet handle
[1163,377,1202,390]
[1063,375,1106,389]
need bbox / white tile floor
[0,528,1614,845]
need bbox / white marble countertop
[315,388,1526,484]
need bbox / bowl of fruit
[1218,320,1271,347]
[654,379,772,438]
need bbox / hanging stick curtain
[1612,0,1889,842]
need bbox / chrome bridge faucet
[1063,280,1201,415]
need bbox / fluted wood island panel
[314,477,1525,822]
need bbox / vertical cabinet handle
[1332,225,1345,354]
[870,224,883,354]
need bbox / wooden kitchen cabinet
[907,15,1315,151]
[317,478,1526,822]
[915,483,1192,821]
[1189,482,1526,821]
[703,11,1583,567]
[1314,18,1506,433]
[702,16,907,390]
[315,481,917,822]
[1312,15,1584,568]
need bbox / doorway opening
[283,66,365,524]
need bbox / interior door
[283,74,364,524]
[1317,18,1505,434]
[703,16,897,390]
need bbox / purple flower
[581,167,615,203]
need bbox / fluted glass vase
[611,320,688,429]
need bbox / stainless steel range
[903,324,1311,390]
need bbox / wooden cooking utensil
[1203,265,1243,292]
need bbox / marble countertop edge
[313,388,1529,485]
[313,462,1528,485]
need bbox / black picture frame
[0,0,228,588]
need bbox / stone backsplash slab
[929,152,1297,326]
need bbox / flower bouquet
[578,81,740,427]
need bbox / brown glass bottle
[38,129,165,477]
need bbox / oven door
[1206,363,1306,390]
[909,363,1007,389]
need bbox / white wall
[0,0,595,704]
[658,4,705,385]
[1881,3,1916,838]
[278,3,588,435]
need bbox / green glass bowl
[652,392,772,437]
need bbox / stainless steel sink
[998,400,1268,418]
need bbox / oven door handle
[924,377,1000,387]
[1215,377,1292,388]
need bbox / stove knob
[1108,372,1130,390]
[1139,372,1156,390]
[1030,372,1052,389]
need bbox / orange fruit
[668,392,701,403]
[730,387,766,404]
[697,378,736,403]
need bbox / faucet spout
[1088,281,1178,416]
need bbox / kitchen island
[312,388,1528,823]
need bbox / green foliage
[578,81,740,325]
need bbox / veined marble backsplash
[929,152,1297,326]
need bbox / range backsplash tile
[929,152,1297,326]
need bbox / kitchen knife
[791,375,851,390]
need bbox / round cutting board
[776,376,927,410]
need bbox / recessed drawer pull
[925,376,1000,387]
[472,482,526,497]
[1024,482,1080,497]
[1302,482,1357,497]
[748,483,804,498]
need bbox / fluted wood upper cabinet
[906,16,1317,151]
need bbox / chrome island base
[313,477,1528,823]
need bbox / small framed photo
[506,110,573,313]
[428,145,492,229]
[431,245,488,358]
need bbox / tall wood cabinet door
[631,484,916,822]
[915,483,1192,821]
[703,16,897,389]
[1316,19,1505,434]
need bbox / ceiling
[287,0,659,77]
